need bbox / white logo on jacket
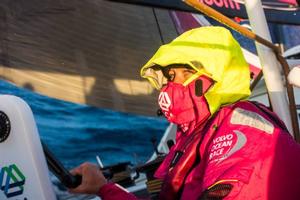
[209,130,247,163]
[158,92,171,111]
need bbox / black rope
[152,8,165,44]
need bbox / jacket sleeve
[97,183,138,200]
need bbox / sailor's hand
[69,162,107,194]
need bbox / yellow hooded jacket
[140,26,251,115]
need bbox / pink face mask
[158,76,212,132]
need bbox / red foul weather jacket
[97,101,300,200]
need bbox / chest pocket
[199,182,233,200]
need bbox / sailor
[69,26,300,200]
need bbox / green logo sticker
[0,164,26,198]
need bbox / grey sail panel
[0,0,178,115]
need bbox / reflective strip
[183,71,202,86]
[208,179,238,190]
[230,107,274,134]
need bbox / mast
[244,0,294,135]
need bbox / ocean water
[0,79,168,169]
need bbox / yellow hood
[140,26,251,115]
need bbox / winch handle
[42,142,82,188]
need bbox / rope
[146,179,163,194]
[152,8,165,44]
